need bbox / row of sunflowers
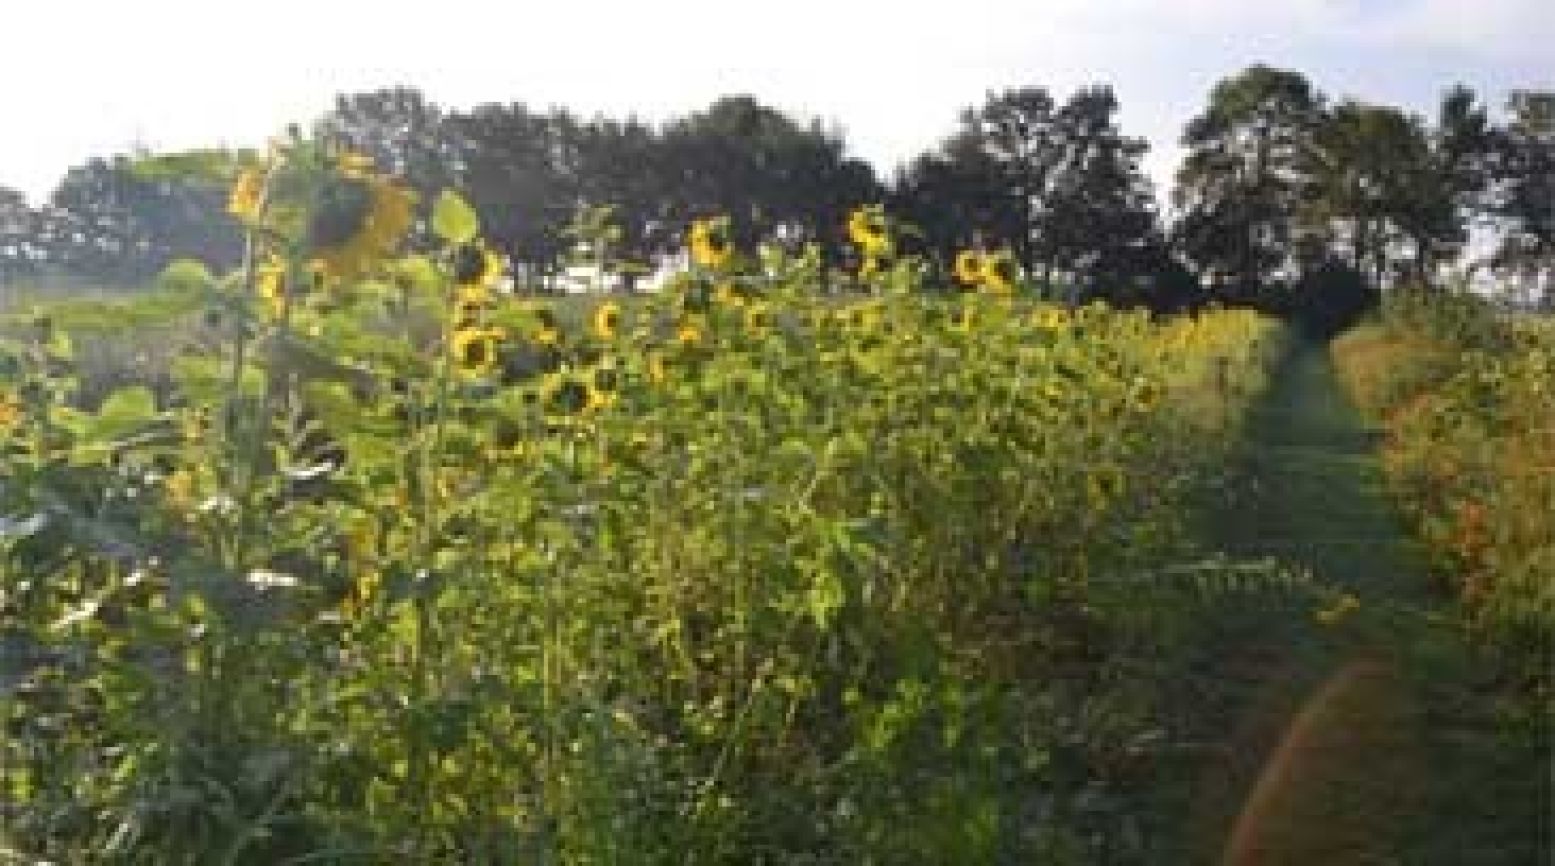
[1,138,1288,862]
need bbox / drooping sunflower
[592,301,622,341]
[953,249,985,287]
[847,206,891,258]
[0,388,23,435]
[228,167,266,223]
[689,218,733,270]
[255,258,288,319]
[980,249,1019,295]
[451,327,501,377]
[307,153,417,282]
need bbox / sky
[4,0,1551,206]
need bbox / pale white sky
[5,0,1550,205]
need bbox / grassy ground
[1179,342,1550,864]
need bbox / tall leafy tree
[1303,100,1440,287]
[1489,89,1554,304]
[657,95,881,258]
[44,156,241,284]
[1174,65,1324,302]
[896,84,1160,297]
[1042,85,1160,297]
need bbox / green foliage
[0,139,1295,861]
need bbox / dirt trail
[1189,344,1549,865]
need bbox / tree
[316,87,461,198]
[657,95,881,259]
[1174,65,1324,303]
[895,85,1160,297]
[1302,100,1442,288]
[0,186,42,284]
[42,156,242,284]
[1042,86,1159,298]
[1489,90,1554,305]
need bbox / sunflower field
[0,139,1292,862]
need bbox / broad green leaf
[431,190,479,244]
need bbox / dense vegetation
[1334,294,1554,687]
[0,62,1549,864]
[0,143,1315,861]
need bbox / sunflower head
[529,306,563,347]
[452,327,500,377]
[0,388,23,434]
[953,249,985,287]
[452,242,505,292]
[256,260,288,319]
[1033,306,1069,332]
[645,350,669,385]
[543,373,593,417]
[676,317,707,348]
[689,217,734,269]
[743,303,774,338]
[847,205,891,258]
[713,282,745,307]
[592,301,622,341]
[980,249,1019,295]
[307,161,416,281]
[589,362,621,409]
[228,168,265,222]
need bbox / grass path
[1184,342,1550,865]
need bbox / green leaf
[431,191,479,244]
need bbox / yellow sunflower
[979,249,1018,295]
[452,242,506,297]
[451,327,500,377]
[953,249,985,286]
[588,361,621,410]
[542,372,593,417]
[1032,306,1069,331]
[743,303,774,338]
[0,389,23,434]
[530,307,563,347]
[676,317,707,348]
[255,259,288,319]
[847,206,891,258]
[307,156,417,282]
[713,282,744,307]
[689,218,733,270]
[645,350,669,385]
[592,301,622,341]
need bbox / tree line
[1,65,1549,328]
